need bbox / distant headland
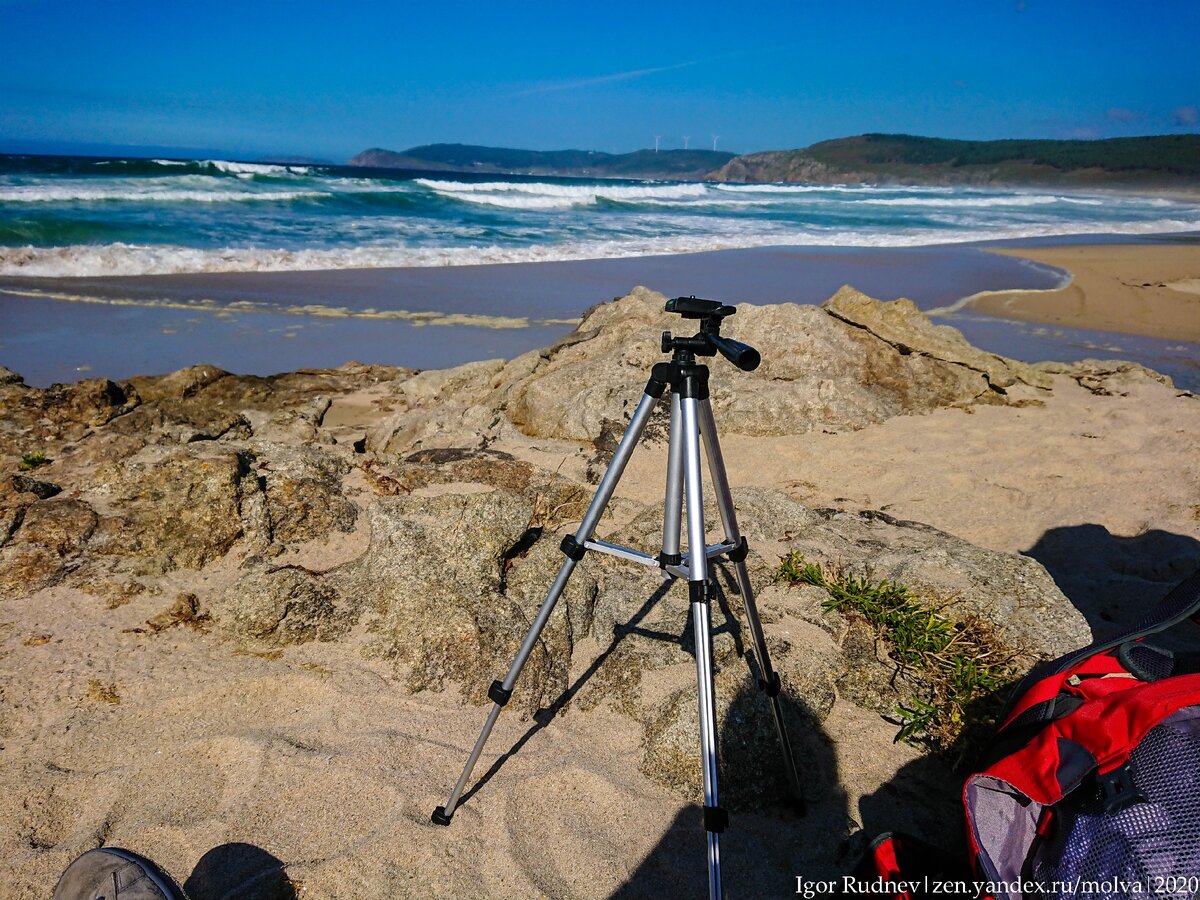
[351,133,1200,187]
[348,144,734,180]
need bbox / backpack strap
[996,568,1200,729]
[1119,641,1200,680]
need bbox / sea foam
[414,179,710,209]
[5,215,1200,278]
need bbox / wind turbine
[682,135,691,149]
[654,135,662,153]
[711,134,720,151]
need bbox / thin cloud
[511,44,799,98]
[1172,105,1199,126]
[512,60,702,96]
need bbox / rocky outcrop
[0,374,140,457]
[362,286,1054,458]
[729,489,1088,661]
[0,288,1112,806]
[1036,358,1178,395]
[92,444,250,576]
[507,286,1053,441]
[823,288,1052,391]
[213,561,350,645]
[707,150,840,184]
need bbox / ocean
[3,154,1200,277]
[1,153,1198,390]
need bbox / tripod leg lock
[646,363,674,398]
[703,805,729,833]
[726,537,749,563]
[560,535,587,560]
[759,671,782,698]
[488,680,513,707]
[657,551,682,568]
[689,580,710,604]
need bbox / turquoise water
[3,154,1200,277]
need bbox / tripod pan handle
[709,334,761,371]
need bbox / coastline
[970,243,1200,343]
[0,241,1064,387]
[1,234,1197,391]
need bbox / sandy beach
[972,243,1200,343]
[2,285,1197,898]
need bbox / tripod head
[662,296,761,372]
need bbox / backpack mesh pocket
[1029,706,1200,899]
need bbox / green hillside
[708,133,1200,185]
[349,143,734,180]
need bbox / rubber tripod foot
[431,806,453,826]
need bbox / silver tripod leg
[698,399,803,808]
[680,394,724,900]
[432,388,662,825]
[661,393,684,561]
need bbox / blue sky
[1,0,1197,161]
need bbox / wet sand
[974,244,1200,343]
[1,238,1197,390]
[0,244,1062,386]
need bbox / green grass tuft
[774,551,1016,762]
[18,451,49,471]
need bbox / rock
[332,480,597,714]
[78,577,146,610]
[0,377,140,458]
[1036,358,1176,394]
[93,444,249,575]
[832,619,923,715]
[823,287,1052,390]
[145,592,203,631]
[708,150,839,184]
[10,475,61,500]
[365,359,506,457]
[251,396,331,444]
[245,442,357,545]
[730,488,1089,660]
[110,363,407,447]
[0,366,23,385]
[127,362,404,412]
[126,364,230,403]
[0,498,98,596]
[639,666,824,808]
[499,287,1035,443]
[212,562,348,644]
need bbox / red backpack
[964,568,1200,899]
[856,568,1200,900]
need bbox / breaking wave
[2,154,1199,277]
[5,214,1200,278]
[0,183,326,203]
[414,178,710,209]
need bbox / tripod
[432,296,802,899]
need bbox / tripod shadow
[452,556,853,898]
[459,562,790,810]
[610,568,850,898]
[457,578,677,807]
